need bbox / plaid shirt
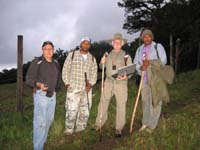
[62,50,97,91]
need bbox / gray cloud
[0,0,138,71]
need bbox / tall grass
[0,70,200,150]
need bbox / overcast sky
[0,0,139,71]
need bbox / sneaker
[91,125,100,131]
[139,124,148,132]
[115,130,122,138]
[146,127,153,134]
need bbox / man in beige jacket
[94,33,132,137]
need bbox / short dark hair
[42,41,54,48]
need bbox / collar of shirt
[41,55,54,63]
[77,50,90,61]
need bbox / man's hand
[36,82,48,91]
[85,82,92,93]
[143,59,149,66]
[100,55,106,64]
[65,84,70,91]
[140,59,150,71]
[116,75,128,81]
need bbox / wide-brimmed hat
[112,33,127,44]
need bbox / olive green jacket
[147,60,170,106]
[100,49,133,84]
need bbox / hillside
[0,70,200,150]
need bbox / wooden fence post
[16,35,23,112]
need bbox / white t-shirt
[82,54,88,61]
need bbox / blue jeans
[33,90,56,150]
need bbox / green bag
[154,44,175,84]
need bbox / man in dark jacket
[26,41,62,150]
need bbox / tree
[118,0,168,34]
[118,0,200,42]
[53,48,68,69]
[90,41,112,67]
[118,0,200,72]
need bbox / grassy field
[0,70,200,150]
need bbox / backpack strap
[138,47,141,53]
[91,53,95,62]
[154,43,160,60]
[71,49,76,60]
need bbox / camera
[46,91,54,97]
[112,65,116,70]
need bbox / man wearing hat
[134,29,167,133]
[94,33,132,137]
[62,37,97,141]
[26,41,62,150]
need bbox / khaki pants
[95,79,128,131]
[65,88,92,134]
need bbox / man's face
[112,39,123,50]
[42,44,54,59]
[143,34,153,45]
[80,40,91,52]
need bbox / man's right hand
[65,84,70,91]
[36,82,48,91]
[140,65,148,71]
[140,60,150,71]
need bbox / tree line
[0,41,137,84]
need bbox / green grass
[0,70,200,150]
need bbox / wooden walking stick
[129,71,144,133]
[84,72,90,112]
[130,52,147,133]
[99,52,108,141]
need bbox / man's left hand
[116,75,128,80]
[85,82,92,93]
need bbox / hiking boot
[139,124,148,132]
[115,130,122,138]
